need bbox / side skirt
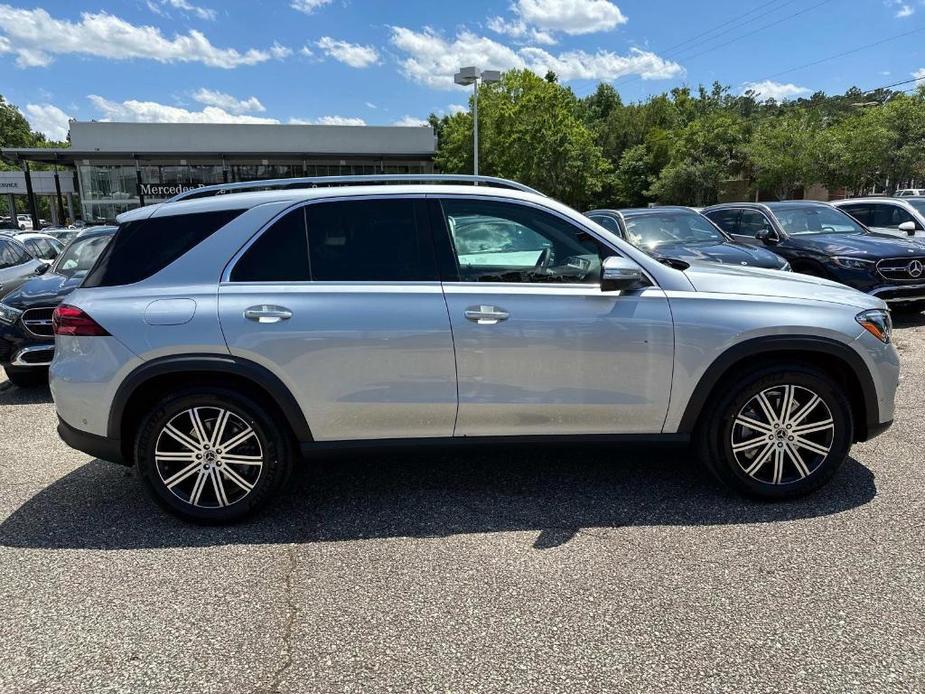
[299,432,690,457]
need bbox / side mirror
[898,221,917,236]
[35,262,50,275]
[756,228,781,244]
[601,256,645,292]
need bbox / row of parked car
[587,199,925,312]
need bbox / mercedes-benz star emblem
[908,260,924,279]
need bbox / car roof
[71,226,116,239]
[14,232,58,241]
[117,184,551,224]
[834,197,913,204]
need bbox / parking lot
[0,316,921,694]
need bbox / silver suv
[49,176,899,522]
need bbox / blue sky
[2,0,925,140]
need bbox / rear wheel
[697,365,853,499]
[3,366,48,388]
[135,388,292,523]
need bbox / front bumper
[57,416,126,465]
[869,283,925,304]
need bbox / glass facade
[77,159,433,223]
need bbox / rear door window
[84,209,245,287]
[231,208,310,282]
[305,199,436,281]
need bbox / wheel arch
[678,336,880,443]
[110,354,313,463]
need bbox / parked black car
[0,226,115,386]
[703,201,925,312]
[586,206,790,270]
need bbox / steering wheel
[534,247,552,275]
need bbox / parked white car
[834,197,925,241]
[14,232,64,261]
[895,188,925,198]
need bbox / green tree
[649,111,749,205]
[436,69,611,208]
[747,110,824,200]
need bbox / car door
[434,196,674,437]
[218,196,458,442]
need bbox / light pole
[454,67,501,176]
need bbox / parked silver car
[49,176,899,522]
[834,197,925,241]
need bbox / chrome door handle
[464,305,510,325]
[244,305,292,324]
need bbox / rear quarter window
[83,209,245,287]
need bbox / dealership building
[1,120,437,226]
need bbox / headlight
[856,309,892,344]
[832,256,875,270]
[0,303,22,326]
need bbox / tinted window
[4,239,32,266]
[739,210,773,236]
[868,203,917,229]
[0,240,14,269]
[84,209,245,287]
[442,199,604,284]
[840,204,870,225]
[705,209,740,234]
[589,214,623,236]
[305,199,436,281]
[231,208,310,282]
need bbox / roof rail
[168,174,544,202]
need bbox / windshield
[623,211,725,249]
[771,206,865,235]
[52,234,112,278]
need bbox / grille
[22,307,55,337]
[877,257,925,282]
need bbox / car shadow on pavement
[892,311,925,328]
[0,443,876,550]
[0,382,53,405]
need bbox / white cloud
[316,36,379,68]
[393,115,429,126]
[24,103,72,140]
[291,0,332,14]
[897,4,914,17]
[487,17,556,45]
[741,80,811,102]
[88,95,280,124]
[289,115,367,126]
[192,88,265,114]
[488,0,625,44]
[448,103,467,114]
[913,68,925,80]
[162,0,216,21]
[389,27,681,89]
[270,42,293,60]
[365,101,378,109]
[0,5,278,68]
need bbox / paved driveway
[1,316,923,693]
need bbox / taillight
[52,304,110,336]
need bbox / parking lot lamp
[454,67,502,176]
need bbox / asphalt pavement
[0,315,923,693]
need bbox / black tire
[135,388,293,523]
[696,364,853,500]
[3,366,48,388]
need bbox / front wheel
[135,388,292,523]
[697,365,853,500]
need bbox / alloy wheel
[154,406,264,508]
[730,385,835,485]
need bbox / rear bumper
[57,416,126,465]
